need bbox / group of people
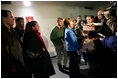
[1,10,55,78]
[1,8,117,78]
[50,17,81,77]
[50,9,117,77]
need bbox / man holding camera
[104,9,117,35]
[95,9,112,36]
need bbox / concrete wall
[1,1,110,57]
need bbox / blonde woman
[64,18,80,78]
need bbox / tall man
[1,10,26,78]
[50,17,68,72]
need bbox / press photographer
[104,9,117,35]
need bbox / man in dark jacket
[1,10,26,78]
[102,35,117,51]
[14,17,25,42]
[95,9,112,36]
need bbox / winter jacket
[23,30,55,77]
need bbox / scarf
[32,29,46,48]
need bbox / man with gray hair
[50,17,69,73]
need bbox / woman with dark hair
[64,18,80,78]
[23,21,55,78]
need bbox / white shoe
[81,59,85,63]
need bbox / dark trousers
[68,51,80,78]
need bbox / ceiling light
[24,1,31,7]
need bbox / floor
[50,57,117,78]
[50,57,90,78]
[50,57,69,78]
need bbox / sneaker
[81,59,85,63]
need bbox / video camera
[103,1,117,19]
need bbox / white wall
[1,1,109,57]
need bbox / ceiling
[1,1,111,7]
[32,1,111,7]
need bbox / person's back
[106,16,117,33]
[104,9,117,34]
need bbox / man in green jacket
[50,17,68,72]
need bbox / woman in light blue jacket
[64,18,80,78]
